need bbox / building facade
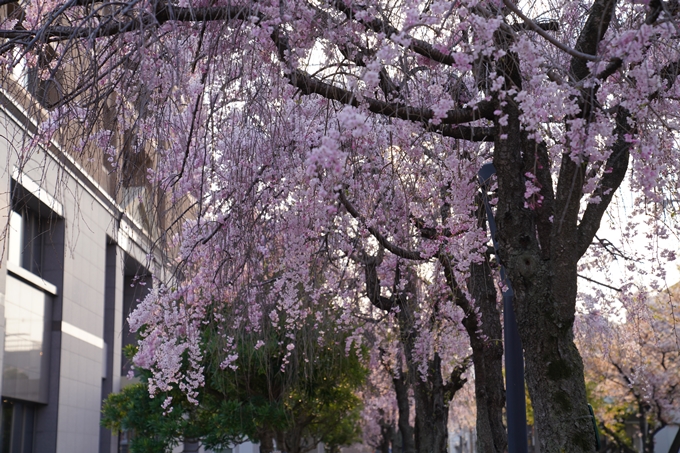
[0,80,159,453]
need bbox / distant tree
[577,283,680,453]
[103,325,367,453]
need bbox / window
[11,44,63,109]
[4,184,60,406]
[8,177,62,279]
[3,277,51,403]
[8,207,49,277]
[8,207,49,276]
[0,399,36,453]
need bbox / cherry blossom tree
[356,292,471,453]
[2,0,680,451]
[577,282,680,453]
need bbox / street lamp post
[478,163,529,453]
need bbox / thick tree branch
[650,58,680,100]
[512,20,560,32]
[0,5,258,41]
[570,0,618,81]
[524,140,555,259]
[438,253,473,314]
[285,66,494,125]
[439,124,496,141]
[307,31,495,138]
[6,0,495,131]
[576,108,631,257]
[411,216,453,240]
[270,29,494,131]
[443,356,471,400]
[596,2,665,82]
[595,58,623,81]
[551,0,618,257]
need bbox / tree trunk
[259,431,275,453]
[440,223,507,453]
[464,250,507,453]
[392,426,403,453]
[276,432,287,453]
[493,97,597,452]
[366,258,493,453]
[411,354,450,453]
[521,307,594,452]
[393,374,416,453]
[283,427,305,453]
[378,416,394,453]
[397,314,445,453]
[397,290,453,453]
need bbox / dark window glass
[8,208,48,277]
[0,400,35,453]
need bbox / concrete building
[0,62,164,452]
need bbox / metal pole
[478,163,529,453]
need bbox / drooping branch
[329,0,460,66]
[363,255,397,311]
[502,0,598,62]
[337,189,425,261]
[5,0,497,138]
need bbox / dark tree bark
[492,92,596,452]
[393,372,416,453]
[411,353,467,453]
[439,254,507,453]
[485,0,633,449]
[377,413,394,453]
[9,1,676,449]
[463,259,507,453]
[259,431,275,453]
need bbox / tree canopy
[2,0,679,451]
